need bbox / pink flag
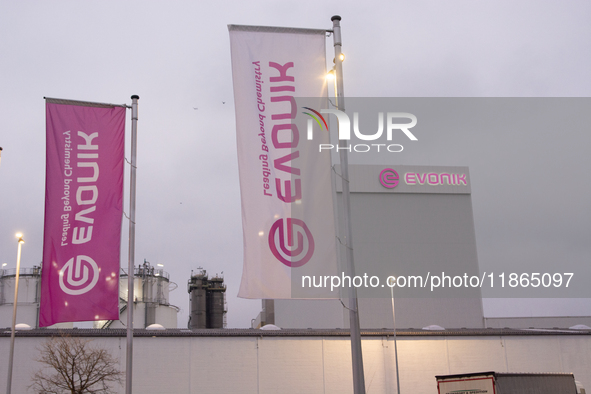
[40,98,126,327]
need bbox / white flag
[229,25,338,298]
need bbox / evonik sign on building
[334,165,472,195]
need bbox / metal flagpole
[331,15,366,394]
[126,95,139,394]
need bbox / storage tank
[188,269,226,329]
[0,266,41,328]
[206,276,226,329]
[188,270,208,329]
[96,260,179,329]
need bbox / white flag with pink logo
[229,25,338,298]
[40,98,125,326]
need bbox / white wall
[0,332,589,394]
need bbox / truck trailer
[436,371,585,394]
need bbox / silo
[0,266,45,329]
[188,270,208,329]
[206,276,226,329]
[97,260,179,329]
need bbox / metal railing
[0,267,41,278]
[120,267,169,280]
[0,266,170,280]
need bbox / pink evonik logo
[268,218,315,268]
[379,168,399,188]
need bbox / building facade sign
[337,165,471,194]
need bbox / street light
[388,276,401,394]
[6,233,24,394]
[326,53,344,81]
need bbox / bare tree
[30,336,123,394]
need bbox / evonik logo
[379,168,399,188]
[59,255,99,295]
[303,108,418,153]
[268,218,315,268]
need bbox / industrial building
[255,165,485,329]
[253,164,591,331]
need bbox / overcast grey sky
[1,1,590,328]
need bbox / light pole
[6,232,24,394]
[389,277,401,394]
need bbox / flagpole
[331,15,366,394]
[126,94,139,394]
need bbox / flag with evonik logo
[228,25,338,298]
[40,98,125,326]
